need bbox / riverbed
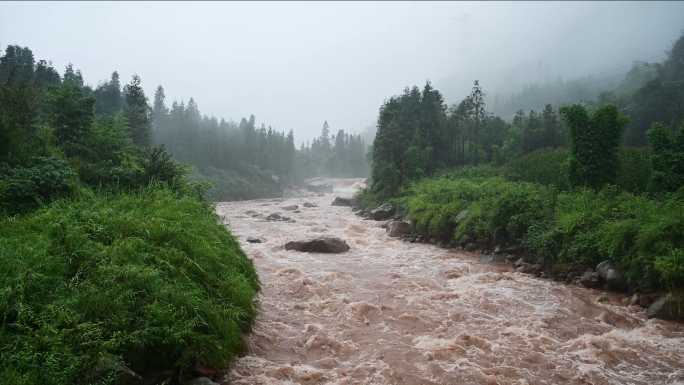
[215,178,684,385]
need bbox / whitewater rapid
[214,178,684,385]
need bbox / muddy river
[215,179,684,385]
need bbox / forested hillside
[357,31,684,308]
[1,44,369,201]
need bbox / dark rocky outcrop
[370,203,396,220]
[459,235,473,247]
[386,221,411,237]
[331,197,353,206]
[285,235,350,253]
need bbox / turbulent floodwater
[215,178,684,385]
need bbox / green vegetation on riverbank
[1,45,260,384]
[356,31,684,296]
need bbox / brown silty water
[214,178,684,385]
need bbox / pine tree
[123,74,151,147]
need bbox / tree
[94,71,124,116]
[46,83,96,149]
[646,122,684,192]
[123,74,151,147]
[559,104,629,189]
[468,80,486,166]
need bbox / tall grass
[0,186,260,385]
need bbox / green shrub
[0,186,260,384]
[0,156,77,217]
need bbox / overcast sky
[2,1,683,145]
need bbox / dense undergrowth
[0,186,260,385]
[1,47,262,384]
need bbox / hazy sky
[2,1,683,145]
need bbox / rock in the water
[513,257,526,267]
[281,216,291,221]
[370,203,396,220]
[317,193,326,197]
[516,265,532,274]
[596,260,627,289]
[646,296,684,321]
[285,235,350,253]
[267,213,282,221]
[455,210,470,224]
[114,364,144,385]
[579,269,600,288]
[282,205,298,211]
[386,221,411,237]
[303,202,317,208]
[463,243,478,252]
[331,197,353,206]
[480,254,506,263]
[597,294,610,302]
[293,210,301,213]
[381,220,393,228]
[246,237,262,243]
[306,181,333,193]
[459,235,473,247]
[630,293,641,306]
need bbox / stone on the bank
[285,235,350,253]
[505,245,521,254]
[459,235,473,246]
[114,364,144,385]
[386,221,412,237]
[479,254,506,263]
[331,197,353,206]
[463,243,478,252]
[370,203,396,220]
[596,260,627,289]
[513,257,526,267]
[646,296,684,321]
[579,269,600,288]
[454,210,470,224]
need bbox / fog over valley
[2,1,683,143]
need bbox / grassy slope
[0,187,259,385]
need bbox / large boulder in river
[370,203,395,220]
[331,197,353,206]
[285,235,350,253]
[386,221,411,237]
[306,181,333,193]
[596,260,627,289]
[646,295,684,321]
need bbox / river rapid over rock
[215,178,684,385]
